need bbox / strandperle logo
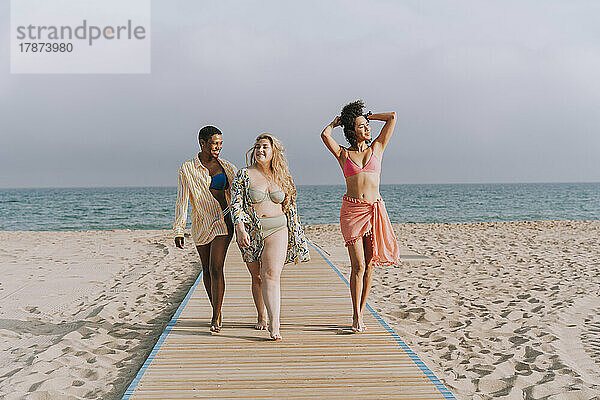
[11,0,151,74]
[15,20,147,46]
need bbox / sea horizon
[1,182,599,231]
[1,180,600,190]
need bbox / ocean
[1,183,599,231]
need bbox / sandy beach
[306,221,600,399]
[1,221,600,399]
[0,230,202,400]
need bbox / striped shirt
[173,156,237,245]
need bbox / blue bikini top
[209,172,227,190]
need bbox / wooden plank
[123,246,454,399]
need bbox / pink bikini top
[343,150,381,178]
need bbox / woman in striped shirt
[173,126,237,333]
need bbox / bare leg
[196,244,212,307]
[245,261,267,329]
[208,232,232,332]
[260,227,288,340]
[359,235,375,331]
[347,237,367,332]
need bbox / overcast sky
[1,0,599,188]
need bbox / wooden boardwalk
[123,244,455,399]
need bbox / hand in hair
[321,117,343,160]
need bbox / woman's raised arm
[320,116,344,161]
[371,112,397,152]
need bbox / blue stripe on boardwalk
[309,243,457,400]
[121,270,204,399]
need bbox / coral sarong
[340,195,400,266]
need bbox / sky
[1,0,599,188]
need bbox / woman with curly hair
[321,100,400,332]
[231,134,310,340]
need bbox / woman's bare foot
[352,317,365,333]
[254,319,268,330]
[268,324,282,340]
[210,314,222,333]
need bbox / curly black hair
[198,125,222,145]
[340,100,365,149]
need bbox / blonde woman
[231,134,310,340]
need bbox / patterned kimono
[230,168,311,264]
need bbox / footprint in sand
[553,296,600,386]
[581,309,600,368]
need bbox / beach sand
[305,221,600,399]
[0,230,202,400]
[1,221,599,399]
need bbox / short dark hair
[340,100,364,149]
[198,125,222,145]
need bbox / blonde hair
[246,133,297,212]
